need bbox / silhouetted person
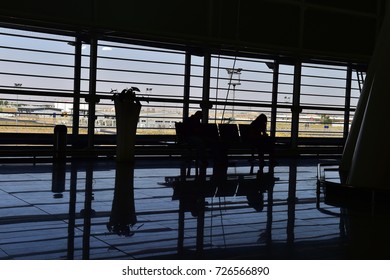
[246,190,264,212]
[249,114,274,174]
[252,113,268,137]
[182,111,203,145]
[180,111,207,175]
[188,110,203,123]
[182,111,228,177]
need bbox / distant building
[18,106,62,117]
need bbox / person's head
[192,110,203,120]
[253,113,267,132]
[258,113,267,124]
[259,114,267,131]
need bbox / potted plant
[112,87,142,162]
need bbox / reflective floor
[1,156,390,260]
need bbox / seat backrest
[238,124,253,144]
[175,122,185,144]
[201,123,220,144]
[218,123,240,146]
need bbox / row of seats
[175,122,271,149]
[175,122,276,176]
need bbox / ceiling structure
[0,0,387,63]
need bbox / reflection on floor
[0,156,389,260]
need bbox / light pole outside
[226,68,242,121]
[146,88,152,127]
[14,83,22,132]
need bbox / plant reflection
[107,162,138,236]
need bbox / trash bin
[52,161,66,198]
[53,124,67,160]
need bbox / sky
[0,27,362,118]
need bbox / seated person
[249,113,268,140]
[182,110,203,145]
[182,111,228,174]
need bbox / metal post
[183,52,191,120]
[201,52,211,123]
[291,60,302,150]
[82,162,94,259]
[72,35,82,146]
[67,161,78,259]
[343,65,352,139]
[270,59,279,138]
[287,160,297,245]
[87,35,98,150]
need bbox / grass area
[0,114,344,137]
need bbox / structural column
[341,3,390,189]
